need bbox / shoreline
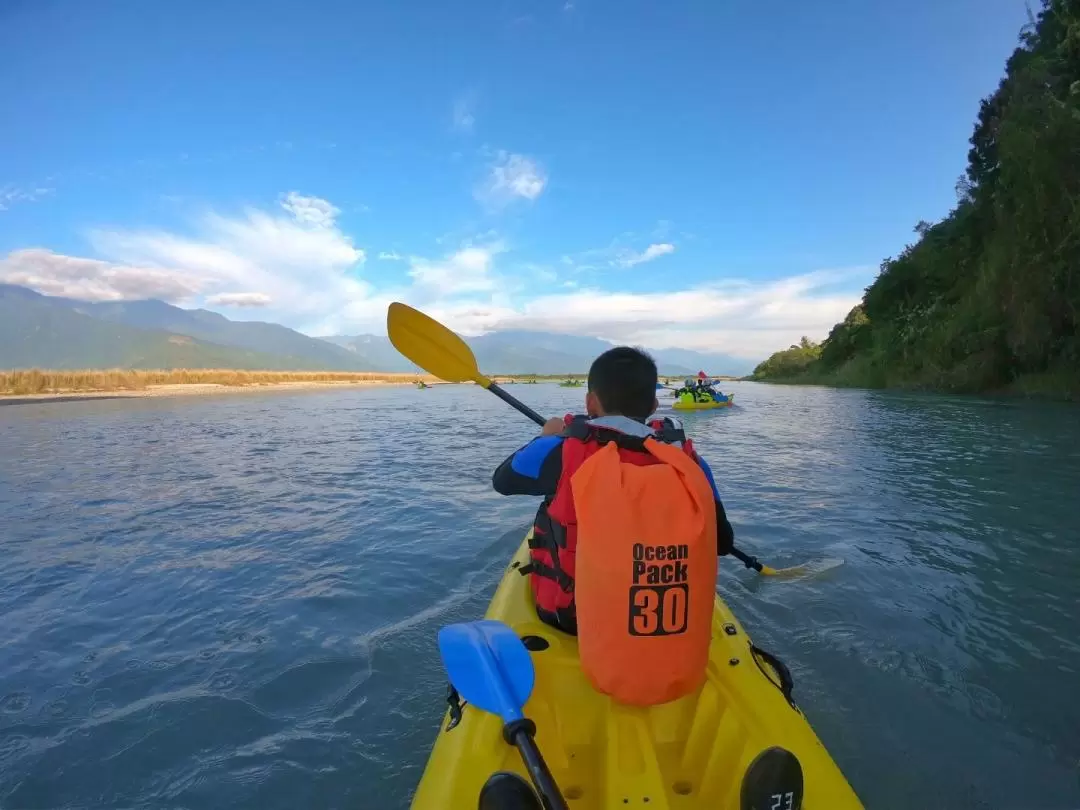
[745,374,1079,403]
[0,375,574,406]
[0,379,459,406]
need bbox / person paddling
[492,347,735,638]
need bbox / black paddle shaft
[731,547,764,572]
[488,382,546,426]
[507,724,568,810]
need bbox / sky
[0,0,1032,361]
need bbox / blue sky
[0,0,1030,359]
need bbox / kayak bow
[410,534,863,810]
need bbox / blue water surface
[1,382,1078,809]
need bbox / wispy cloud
[0,189,869,360]
[206,292,272,307]
[279,192,340,229]
[0,248,202,302]
[425,270,866,360]
[378,251,403,261]
[616,242,675,268]
[0,184,54,212]
[452,97,476,133]
[407,243,505,297]
[475,152,547,208]
[1,192,366,323]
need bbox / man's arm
[695,455,735,556]
[492,434,564,497]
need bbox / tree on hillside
[757,0,1080,395]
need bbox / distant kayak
[672,393,735,410]
[409,533,863,809]
[416,382,430,389]
[558,380,583,388]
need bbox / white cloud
[421,271,865,360]
[2,192,368,330]
[407,244,504,297]
[278,191,341,229]
[475,152,547,207]
[0,248,202,301]
[616,242,675,268]
[0,185,54,212]
[378,251,403,261]
[206,292,272,307]
[452,98,476,133]
[0,186,868,361]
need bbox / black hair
[587,346,658,419]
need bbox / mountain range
[0,283,752,375]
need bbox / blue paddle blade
[438,620,535,724]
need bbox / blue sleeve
[696,455,722,501]
[697,454,735,555]
[493,436,564,496]
[511,436,563,478]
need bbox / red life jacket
[521,414,699,632]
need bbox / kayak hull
[410,537,862,810]
[672,393,735,410]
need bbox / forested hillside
[754,0,1080,397]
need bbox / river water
[0,382,1077,809]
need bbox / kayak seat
[740,746,804,810]
[478,771,542,810]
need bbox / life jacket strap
[518,561,575,593]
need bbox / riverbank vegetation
[753,0,1080,399]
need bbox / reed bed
[0,369,437,396]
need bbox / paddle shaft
[731,546,764,572]
[510,728,569,810]
[488,382,546,426]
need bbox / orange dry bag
[570,438,718,706]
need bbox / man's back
[492,413,735,635]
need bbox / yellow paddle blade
[761,558,845,579]
[386,302,492,387]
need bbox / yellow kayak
[410,537,863,810]
[672,393,735,410]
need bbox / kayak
[559,381,584,388]
[672,393,735,410]
[410,535,863,810]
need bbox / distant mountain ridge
[323,330,752,376]
[0,283,753,375]
[65,297,364,370]
[0,284,313,370]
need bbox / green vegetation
[750,337,822,380]
[754,1,1080,399]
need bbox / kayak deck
[410,539,862,809]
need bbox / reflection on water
[1,383,1078,809]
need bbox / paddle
[732,547,781,575]
[387,302,545,424]
[439,620,568,810]
[386,301,811,577]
